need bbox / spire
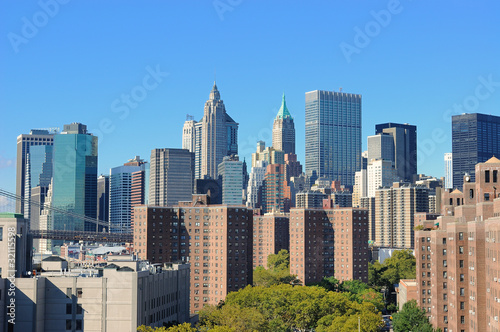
[209,81,220,101]
[276,92,292,119]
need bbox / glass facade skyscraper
[52,123,98,234]
[375,122,417,183]
[305,90,362,187]
[16,129,54,216]
[452,113,500,190]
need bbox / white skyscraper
[444,152,453,189]
[353,169,368,207]
[246,160,268,208]
[182,117,197,152]
[367,159,400,197]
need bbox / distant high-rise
[131,163,149,222]
[452,113,500,190]
[262,164,291,213]
[305,90,362,186]
[16,129,55,216]
[251,141,284,168]
[444,153,453,189]
[375,122,417,183]
[272,93,295,154]
[218,155,243,206]
[150,148,194,206]
[200,82,238,179]
[367,133,395,164]
[109,157,147,233]
[97,175,109,223]
[367,159,399,198]
[52,123,98,234]
[246,160,268,209]
[182,117,197,152]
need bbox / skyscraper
[272,93,295,154]
[182,116,197,152]
[218,155,243,206]
[97,175,109,223]
[149,148,194,206]
[375,122,417,183]
[246,160,268,209]
[367,133,395,164]
[109,157,147,233]
[452,113,500,190]
[52,123,98,234]
[200,82,238,179]
[16,129,55,216]
[444,152,453,189]
[262,164,291,213]
[305,90,362,187]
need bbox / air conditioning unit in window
[495,277,498,282]
[495,316,499,322]
[494,257,497,262]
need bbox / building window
[469,189,474,199]
[459,260,464,268]
[0,227,3,241]
[460,301,465,310]
[460,274,464,282]
[459,232,463,240]
[485,193,490,201]
[66,320,72,330]
[443,260,447,267]
[460,288,465,296]
[459,246,464,254]
[66,288,72,298]
[460,316,465,324]
[76,319,83,331]
[443,249,447,256]
[494,170,498,183]
[485,170,490,183]
[66,304,72,314]
[77,288,83,298]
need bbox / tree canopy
[253,249,297,287]
[199,284,383,332]
[392,300,441,332]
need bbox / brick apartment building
[289,207,369,285]
[133,194,253,313]
[415,156,500,332]
[252,213,289,268]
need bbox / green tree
[253,250,297,287]
[382,249,416,285]
[137,324,196,332]
[392,300,440,332]
[267,249,290,270]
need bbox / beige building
[398,279,418,310]
[0,213,31,279]
[0,257,189,332]
[375,183,429,249]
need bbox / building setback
[133,195,253,313]
[253,213,290,269]
[289,207,369,285]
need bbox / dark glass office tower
[375,122,417,183]
[305,90,362,187]
[452,113,500,189]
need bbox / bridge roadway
[30,230,133,243]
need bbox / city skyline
[1,1,500,197]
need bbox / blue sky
[1,0,499,195]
